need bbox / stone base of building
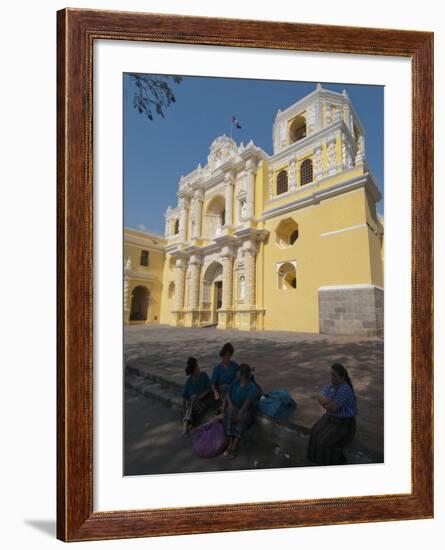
[318,285,383,337]
[216,310,234,329]
[173,310,186,327]
[184,310,201,327]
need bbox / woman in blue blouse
[223,363,257,458]
[181,357,211,436]
[211,342,239,410]
[307,362,357,465]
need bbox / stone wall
[318,285,383,337]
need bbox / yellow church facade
[124,84,384,336]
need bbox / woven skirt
[307,414,356,466]
[223,405,253,439]
[183,393,212,424]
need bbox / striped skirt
[183,393,211,425]
[307,414,356,466]
[223,405,254,439]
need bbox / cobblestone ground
[124,325,384,459]
[125,388,312,476]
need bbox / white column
[192,189,203,239]
[174,258,187,310]
[289,155,297,191]
[221,247,234,309]
[342,132,353,170]
[245,159,256,219]
[123,257,132,323]
[355,135,365,166]
[224,172,234,226]
[315,98,323,130]
[179,197,190,242]
[243,240,257,308]
[268,167,273,199]
[343,103,351,131]
[188,255,202,310]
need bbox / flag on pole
[231,115,242,129]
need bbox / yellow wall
[124,229,166,324]
[261,188,379,333]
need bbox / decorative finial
[342,89,349,98]
[316,83,322,90]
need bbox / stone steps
[125,365,377,465]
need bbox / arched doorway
[202,261,223,323]
[130,286,149,322]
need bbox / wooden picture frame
[57,8,434,542]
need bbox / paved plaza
[124,325,384,462]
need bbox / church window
[140,250,149,266]
[276,218,299,249]
[277,170,288,195]
[174,219,180,234]
[278,262,297,290]
[300,158,313,186]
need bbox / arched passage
[202,261,223,322]
[130,286,149,321]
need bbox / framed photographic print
[57,8,434,542]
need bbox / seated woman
[307,362,358,466]
[223,363,257,458]
[181,357,211,436]
[211,342,239,410]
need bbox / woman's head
[239,363,251,382]
[331,362,355,395]
[185,356,198,376]
[219,342,234,362]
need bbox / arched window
[140,249,149,266]
[276,218,299,249]
[289,115,307,143]
[174,219,180,234]
[276,170,288,195]
[278,263,297,290]
[300,159,313,186]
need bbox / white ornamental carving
[279,122,287,149]
[306,105,316,135]
[325,103,332,125]
[314,147,323,178]
[207,135,239,173]
[342,139,353,169]
[327,139,336,171]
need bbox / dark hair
[219,342,234,358]
[239,363,251,380]
[331,362,355,397]
[185,356,198,376]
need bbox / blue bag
[258,391,296,419]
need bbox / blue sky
[124,75,384,235]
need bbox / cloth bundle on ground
[258,391,296,419]
[191,420,228,458]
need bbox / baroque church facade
[124,84,384,336]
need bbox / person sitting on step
[210,342,239,412]
[181,357,211,436]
